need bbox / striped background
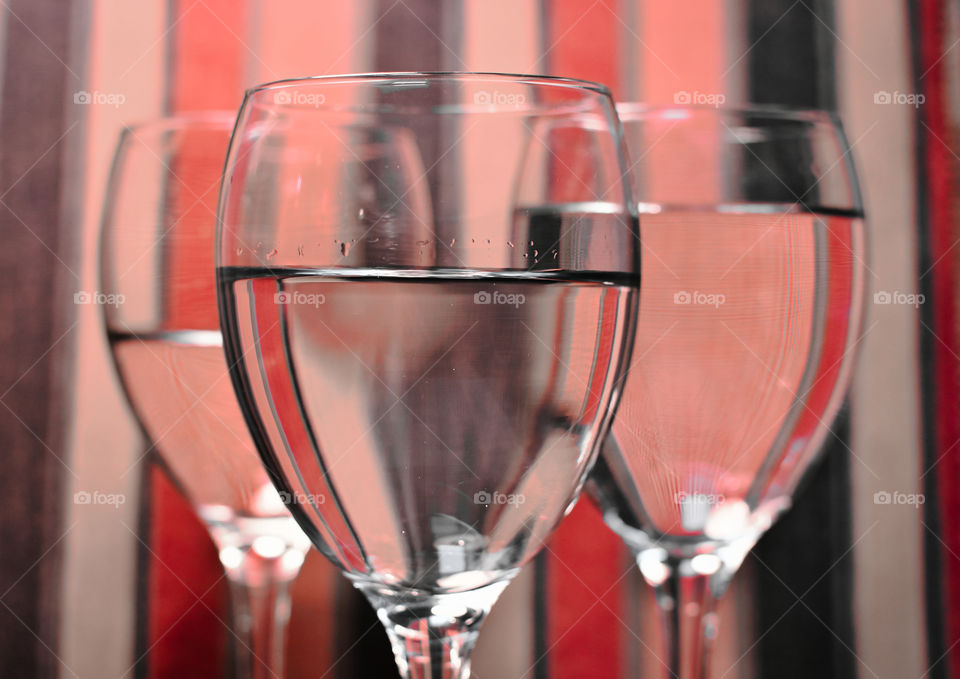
[0,0,952,676]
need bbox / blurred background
[0,0,955,676]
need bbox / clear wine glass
[589,104,867,678]
[215,72,640,678]
[100,112,311,679]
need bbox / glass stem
[222,545,305,679]
[639,552,726,679]
[358,580,508,679]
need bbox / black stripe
[745,0,857,676]
[753,408,856,677]
[747,0,838,110]
[533,552,549,679]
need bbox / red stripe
[145,468,227,679]
[145,2,247,676]
[164,132,226,331]
[580,291,622,423]
[249,278,368,573]
[758,216,860,500]
[168,0,248,113]
[544,2,626,677]
[919,0,960,672]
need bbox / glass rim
[616,101,863,214]
[615,101,841,124]
[243,71,614,101]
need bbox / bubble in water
[266,248,278,259]
[235,247,243,256]
[417,240,430,246]
[297,245,304,257]
[450,238,456,247]
[340,242,351,256]
[507,241,515,248]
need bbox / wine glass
[589,104,867,678]
[216,72,640,678]
[100,112,311,679]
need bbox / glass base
[354,579,511,679]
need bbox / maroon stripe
[0,0,77,674]
[918,0,960,675]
